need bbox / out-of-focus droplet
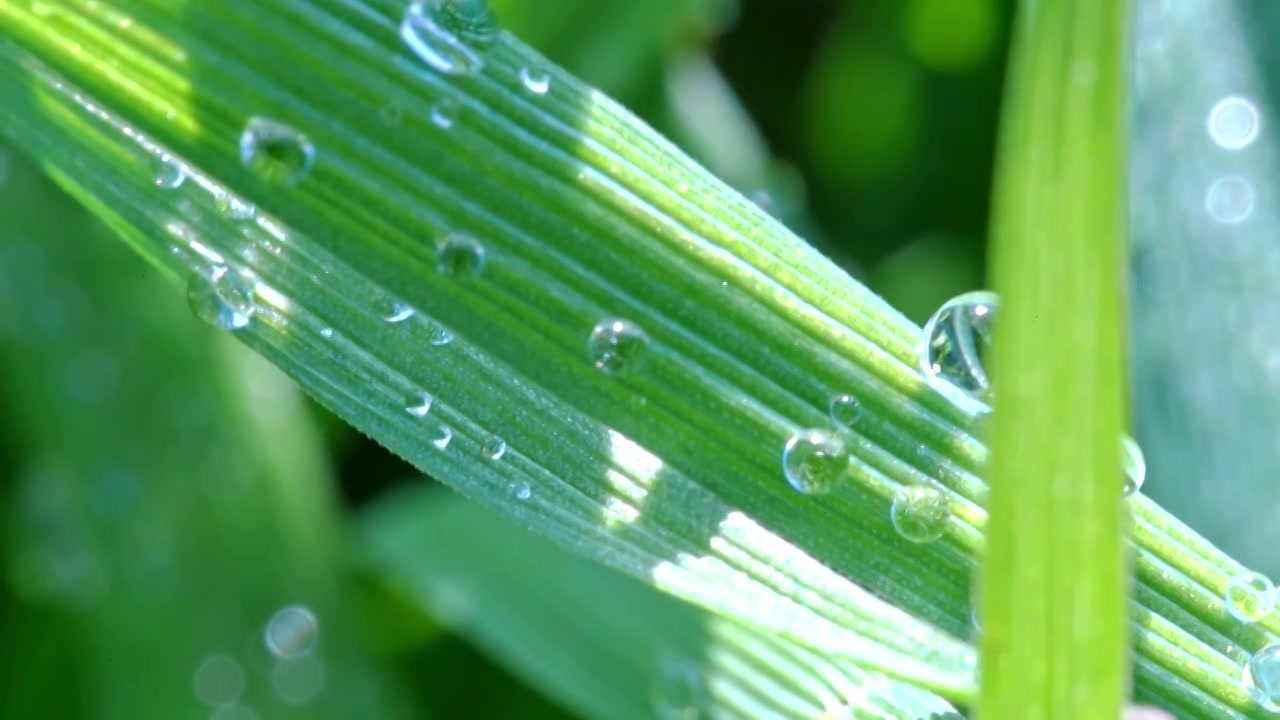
[589,318,649,374]
[1207,95,1261,150]
[1244,643,1280,711]
[1122,435,1146,496]
[239,117,315,186]
[187,265,255,330]
[436,234,486,277]
[272,656,325,705]
[651,659,710,720]
[193,655,246,706]
[431,99,460,129]
[215,190,258,221]
[154,153,186,188]
[782,429,847,495]
[1204,176,1255,225]
[264,605,319,659]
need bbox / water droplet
[512,481,531,500]
[1208,95,1261,150]
[483,435,507,460]
[1244,643,1280,711]
[319,327,333,339]
[782,429,847,495]
[519,66,550,95]
[921,291,997,404]
[187,265,255,330]
[433,425,453,449]
[589,318,650,374]
[429,324,454,346]
[1121,435,1146,496]
[193,655,245,706]
[380,300,416,323]
[1226,570,1275,623]
[400,0,498,76]
[651,660,710,720]
[154,153,186,188]
[264,605,319,659]
[1205,176,1255,225]
[405,391,433,417]
[828,393,861,427]
[890,485,952,544]
[436,234,486,277]
[215,190,257,221]
[272,656,325,705]
[239,117,315,186]
[430,99,460,129]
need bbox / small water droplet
[154,153,186,188]
[215,190,258,221]
[483,435,507,460]
[433,425,453,449]
[1208,95,1261,150]
[1226,570,1275,623]
[890,485,951,544]
[921,291,997,405]
[187,265,255,330]
[512,481,531,500]
[782,429,847,495]
[193,655,246,706]
[651,659,710,720]
[436,234,486,277]
[405,391,433,417]
[828,393,861,427]
[430,99,460,129]
[379,300,416,323]
[1244,643,1280,711]
[319,327,333,339]
[1122,435,1146,496]
[429,324,454,345]
[400,0,498,76]
[589,318,649,374]
[519,66,550,95]
[239,117,315,186]
[264,605,319,659]
[1205,176,1255,225]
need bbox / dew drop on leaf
[519,66,550,95]
[1122,434,1146,496]
[588,318,649,374]
[782,429,847,495]
[239,117,315,186]
[431,99,460,129]
[828,393,862,428]
[154,152,186,189]
[890,485,951,544]
[404,391,433,417]
[1243,643,1280,711]
[483,435,507,460]
[187,265,255,331]
[433,425,453,450]
[379,299,416,323]
[1226,570,1275,623]
[511,481,531,500]
[400,0,498,76]
[921,291,997,407]
[429,324,454,346]
[436,234,486,278]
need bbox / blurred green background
[4,0,1276,717]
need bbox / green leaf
[358,485,963,719]
[979,0,1130,717]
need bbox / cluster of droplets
[920,291,1148,497]
[192,605,324,715]
[1204,96,1261,226]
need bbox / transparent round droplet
[436,234,486,277]
[430,99,460,129]
[781,429,848,495]
[519,66,550,95]
[1226,570,1275,623]
[1204,176,1255,225]
[652,660,710,720]
[483,435,507,460]
[1208,95,1261,150]
[405,391,433,417]
[187,265,255,331]
[400,0,498,76]
[921,291,997,404]
[193,654,245,706]
[272,656,325,705]
[511,480,531,500]
[379,300,416,323]
[1244,643,1280,711]
[433,425,453,449]
[239,117,315,186]
[215,190,258,221]
[1121,435,1146,497]
[319,327,334,339]
[264,605,319,659]
[154,153,186,189]
[890,485,952,544]
[429,324,454,346]
[589,318,650,374]
[828,393,862,427]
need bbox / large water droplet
[890,485,952,544]
[405,391,433,417]
[921,291,997,404]
[828,393,861,428]
[1226,570,1275,623]
[519,66,550,95]
[782,429,847,495]
[400,0,498,76]
[483,435,507,460]
[1121,435,1146,497]
[651,660,710,720]
[1208,95,1261,150]
[589,318,649,374]
[239,117,315,186]
[187,266,255,330]
[264,605,319,659]
[1244,644,1280,711]
[436,234,486,277]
